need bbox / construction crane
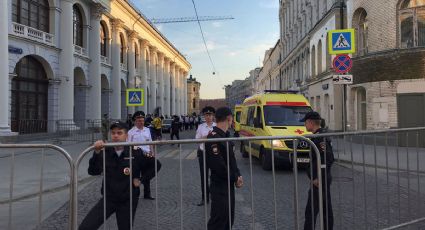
[150,16,234,24]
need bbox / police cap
[132,111,145,121]
[202,106,215,115]
[215,107,233,120]
[299,111,322,122]
[110,121,129,131]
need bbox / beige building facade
[187,75,201,115]
[3,0,190,134]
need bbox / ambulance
[238,90,312,170]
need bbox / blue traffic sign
[333,54,353,74]
[328,29,356,54]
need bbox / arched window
[120,34,125,64]
[12,56,48,133]
[73,5,83,47]
[134,43,139,68]
[12,0,50,33]
[100,23,107,57]
[399,0,425,48]
[326,35,332,69]
[311,45,316,78]
[353,8,368,55]
[318,40,323,74]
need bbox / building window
[100,22,107,57]
[311,45,316,78]
[193,87,196,92]
[353,8,368,55]
[192,98,196,109]
[12,0,50,33]
[11,56,48,133]
[399,0,425,48]
[73,5,83,47]
[134,43,138,68]
[120,34,125,64]
[317,40,323,74]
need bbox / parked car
[161,119,173,133]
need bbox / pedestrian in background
[152,114,162,141]
[206,107,243,230]
[195,106,216,206]
[101,113,109,141]
[79,121,141,230]
[170,115,180,142]
[300,111,334,230]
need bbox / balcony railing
[100,55,109,64]
[74,45,88,56]
[120,63,127,71]
[12,22,54,46]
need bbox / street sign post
[332,75,353,84]
[126,89,144,107]
[328,29,356,55]
[332,54,353,74]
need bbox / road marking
[185,149,198,160]
[163,149,179,158]
[174,150,190,159]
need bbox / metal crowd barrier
[71,135,324,230]
[0,144,73,230]
[2,127,425,229]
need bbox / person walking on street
[79,121,141,230]
[152,114,162,140]
[300,111,334,230]
[206,107,243,230]
[128,111,162,200]
[170,115,180,142]
[195,106,216,206]
[101,114,110,141]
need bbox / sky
[130,0,280,99]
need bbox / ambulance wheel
[260,148,272,171]
[241,142,248,158]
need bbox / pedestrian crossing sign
[126,89,144,107]
[328,29,356,55]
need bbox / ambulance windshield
[263,106,312,126]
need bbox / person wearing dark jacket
[205,107,243,230]
[170,115,180,141]
[300,112,334,230]
[79,121,142,230]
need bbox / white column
[88,4,103,121]
[157,52,164,116]
[127,31,138,115]
[170,63,176,115]
[184,72,188,115]
[175,66,179,115]
[110,19,123,119]
[149,47,157,114]
[0,0,11,133]
[58,0,75,121]
[181,70,185,114]
[164,58,171,116]
[177,67,182,115]
[140,40,149,113]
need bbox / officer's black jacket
[307,128,335,181]
[205,127,241,186]
[88,146,142,202]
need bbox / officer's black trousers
[303,179,333,230]
[140,155,162,197]
[170,132,179,140]
[79,197,139,230]
[197,149,210,201]
[208,184,235,230]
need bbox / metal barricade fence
[0,144,73,230]
[71,135,324,230]
[3,127,425,229]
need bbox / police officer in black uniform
[206,107,243,230]
[79,121,142,230]
[300,112,334,230]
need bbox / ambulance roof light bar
[263,90,299,94]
